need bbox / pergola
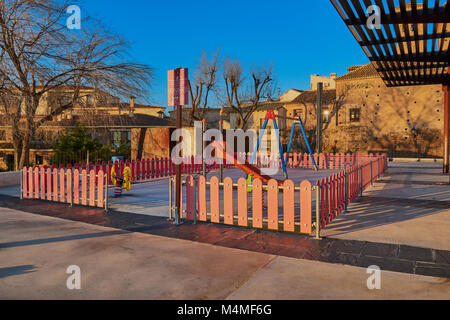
[330,0,449,172]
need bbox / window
[86,95,94,107]
[35,154,44,166]
[350,108,361,122]
[58,95,72,107]
[113,131,122,148]
[277,108,287,130]
[113,130,131,148]
[127,131,131,146]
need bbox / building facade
[0,86,168,170]
[325,63,444,157]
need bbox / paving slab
[227,256,450,300]
[1,194,449,279]
[1,207,449,300]
[0,208,273,300]
[322,162,450,251]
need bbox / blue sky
[81,0,370,108]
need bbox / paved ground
[1,208,449,300]
[322,162,450,251]
[1,161,450,299]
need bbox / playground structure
[171,153,387,237]
[19,110,388,237]
[249,110,318,179]
[110,165,134,197]
[20,152,387,237]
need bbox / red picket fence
[53,152,379,186]
[22,167,107,209]
[318,154,387,230]
[175,153,388,237]
[58,155,233,186]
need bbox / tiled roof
[290,89,337,104]
[98,103,166,110]
[335,63,379,81]
[38,114,173,128]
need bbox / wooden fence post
[300,180,312,234]
[198,176,207,222]
[283,180,295,232]
[223,177,234,225]
[210,176,220,224]
[252,178,263,229]
[237,178,248,227]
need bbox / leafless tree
[223,58,275,129]
[187,50,220,125]
[0,0,153,170]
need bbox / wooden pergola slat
[330,0,450,173]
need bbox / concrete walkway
[322,162,450,251]
[0,207,449,299]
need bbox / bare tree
[223,58,275,129]
[187,50,220,125]
[0,0,153,170]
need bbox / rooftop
[335,63,379,82]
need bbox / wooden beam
[444,68,450,174]
[344,7,449,25]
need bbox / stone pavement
[322,162,450,251]
[0,207,449,300]
[1,161,450,299]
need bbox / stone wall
[330,77,444,157]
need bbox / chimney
[39,79,44,86]
[129,96,135,116]
[330,73,337,78]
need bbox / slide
[210,141,285,184]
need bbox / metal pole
[360,165,363,198]
[20,169,23,200]
[370,159,373,185]
[193,178,197,225]
[104,174,109,212]
[315,186,321,240]
[444,79,449,174]
[316,82,323,154]
[344,171,348,212]
[70,170,73,207]
[169,177,173,221]
[175,104,182,225]
[219,120,224,183]
[202,119,207,177]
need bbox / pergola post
[444,70,450,174]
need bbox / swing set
[250,110,318,180]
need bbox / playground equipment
[250,110,318,180]
[250,110,289,179]
[111,166,133,197]
[210,140,284,184]
[285,114,318,171]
